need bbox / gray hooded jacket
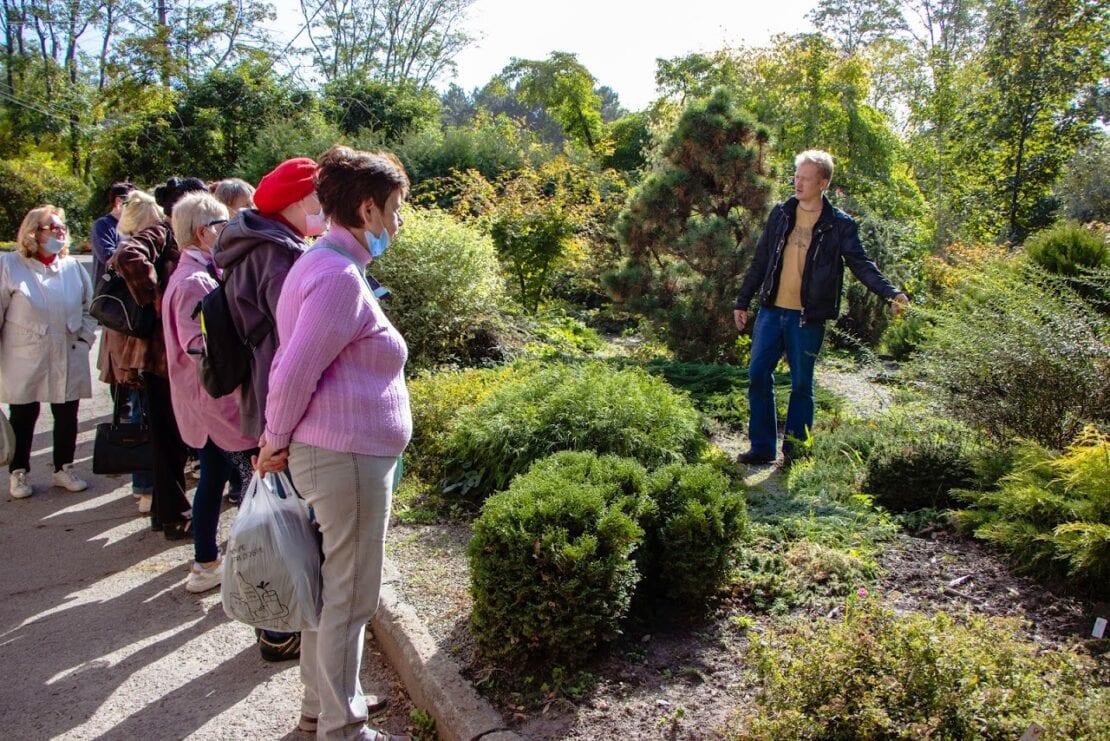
[213,209,305,439]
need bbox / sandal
[298,695,389,731]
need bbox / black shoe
[258,630,301,662]
[737,450,775,465]
[163,518,192,540]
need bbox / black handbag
[93,390,153,475]
[89,269,158,338]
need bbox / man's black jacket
[735,195,900,324]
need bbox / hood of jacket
[213,208,304,270]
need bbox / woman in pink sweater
[257,145,410,741]
[164,192,259,593]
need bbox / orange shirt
[774,206,821,310]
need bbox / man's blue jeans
[747,307,826,458]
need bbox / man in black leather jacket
[733,150,909,465]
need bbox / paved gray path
[0,278,412,740]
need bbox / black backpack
[190,265,271,399]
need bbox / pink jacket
[162,250,257,452]
[264,226,411,456]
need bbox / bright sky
[272,0,818,111]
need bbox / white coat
[0,251,95,404]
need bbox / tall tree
[973,0,1108,242]
[301,0,474,86]
[496,52,606,153]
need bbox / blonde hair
[172,192,228,249]
[118,191,164,236]
[17,205,70,258]
[794,149,835,183]
[211,178,255,212]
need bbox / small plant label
[1093,617,1108,639]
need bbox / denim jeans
[193,440,256,563]
[289,442,395,741]
[747,306,827,458]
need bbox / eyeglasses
[206,219,228,228]
[37,223,67,233]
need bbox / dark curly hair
[315,145,409,230]
[153,176,207,215]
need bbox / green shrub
[864,440,976,513]
[952,426,1110,594]
[442,361,706,502]
[911,258,1110,449]
[468,452,648,667]
[879,310,929,360]
[643,360,843,429]
[406,366,515,485]
[397,113,551,184]
[0,158,90,242]
[739,598,1110,739]
[638,463,747,604]
[468,451,747,667]
[1025,221,1109,277]
[524,311,605,358]
[372,207,508,368]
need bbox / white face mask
[43,236,65,255]
[302,200,326,237]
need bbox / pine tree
[610,88,773,361]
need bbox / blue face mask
[368,225,390,258]
[43,236,65,255]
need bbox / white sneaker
[137,494,152,514]
[9,469,32,499]
[52,464,88,492]
[185,561,222,593]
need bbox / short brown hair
[315,145,409,229]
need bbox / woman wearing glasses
[163,192,257,592]
[1,205,96,499]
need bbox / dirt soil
[386,364,1109,740]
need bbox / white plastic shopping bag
[222,471,321,632]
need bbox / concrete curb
[373,567,521,741]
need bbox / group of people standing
[3,147,412,740]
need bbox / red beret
[254,158,317,214]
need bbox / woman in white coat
[1,205,96,499]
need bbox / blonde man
[1,205,96,498]
[733,150,909,465]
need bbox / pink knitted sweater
[263,226,411,456]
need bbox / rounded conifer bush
[468,452,649,667]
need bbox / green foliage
[911,257,1110,449]
[442,361,706,503]
[603,112,651,173]
[524,311,605,358]
[0,158,89,241]
[489,195,575,312]
[323,77,441,141]
[952,426,1110,594]
[864,440,976,513]
[1057,137,1110,223]
[406,366,515,487]
[879,310,929,360]
[234,112,344,185]
[740,598,1110,739]
[397,113,551,184]
[371,207,507,367]
[468,452,647,667]
[638,463,747,603]
[614,88,773,361]
[497,52,606,153]
[468,451,747,668]
[643,360,843,429]
[1024,221,1109,277]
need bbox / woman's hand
[253,435,289,475]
